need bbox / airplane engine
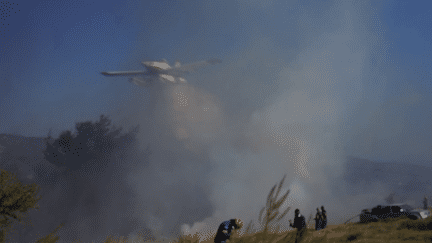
[159,74,176,83]
[158,74,186,84]
[174,60,181,68]
[102,58,221,87]
[129,77,153,87]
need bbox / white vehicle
[101,58,222,87]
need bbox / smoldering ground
[3,0,432,242]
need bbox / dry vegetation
[169,210,432,243]
[0,169,41,242]
[2,169,432,242]
[100,175,432,243]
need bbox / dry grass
[9,172,432,243]
[163,187,432,243]
[92,178,432,243]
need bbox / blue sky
[0,0,257,136]
[2,0,430,139]
[1,0,432,240]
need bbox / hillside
[0,133,60,186]
[2,132,431,198]
[342,156,432,207]
[1,132,432,242]
[99,210,432,243]
[174,208,432,243]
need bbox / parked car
[360,203,431,223]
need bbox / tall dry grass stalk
[35,223,64,243]
[230,174,291,243]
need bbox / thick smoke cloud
[169,1,399,237]
[62,0,428,241]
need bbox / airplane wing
[101,71,149,76]
[171,58,222,74]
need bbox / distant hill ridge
[0,133,48,156]
[1,132,431,205]
[343,156,432,206]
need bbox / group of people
[288,206,326,243]
[314,206,327,231]
[213,206,328,243]
[288,206,327,232]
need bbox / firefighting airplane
[101,58,222,87]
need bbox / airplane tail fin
[174,60,181,68]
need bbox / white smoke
[165,0,397,238]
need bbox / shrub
[0,169,41,242]
[397,217,432,231]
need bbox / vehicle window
[372,206,386,215]
[391,206,401,213]
[401,204,413,211]
[382,206,391,214]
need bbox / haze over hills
[0,133,53,184]
[0,132,157,243]
[341,156,432,209]
[1,132,432,239]
[3,132,431,201]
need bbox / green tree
[0,169,41,242]
[43,115,138,173]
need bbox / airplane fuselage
[102,58,221,87]
[140,61,186,84]
[141,61,171,73]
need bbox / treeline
[0,115,139,242]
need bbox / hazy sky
[1,0,432,241]
[1,0,431,162]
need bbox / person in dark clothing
[214,219,243,243]
[321,206,327,229]
[314,207,322,231]
[424,196,428,210]
[289,209,306,243]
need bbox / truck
[360,203,431,223]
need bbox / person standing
[321,206,327,229]
[424,196,428,210]
[214,219,243,243]
[314,208,322,231]
[289,209,306,243]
